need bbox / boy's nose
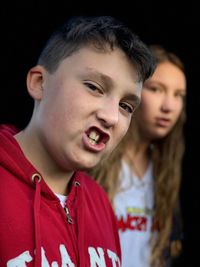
[96,100,119,128]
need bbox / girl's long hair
[90,45,186,266]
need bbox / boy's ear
[26,65,45,100]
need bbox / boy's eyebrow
[84,68,141,99]
[84,67,114,87]
[83,67,141,105]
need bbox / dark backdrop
[1,2,199,267]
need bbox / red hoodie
[0,125,121,267]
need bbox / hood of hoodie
[0,124,73,199]
[0,124,40,184]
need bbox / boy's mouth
[86,126,110,146]
[82,126,110,153]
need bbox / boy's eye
[119,102,135,114]
[84,82,103,94]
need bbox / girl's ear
[26,65,45,100]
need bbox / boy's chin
[73,160,100,172]
[72,152,106,171]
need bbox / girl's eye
[119,102,135,114]
[145,84,162,93]
[148,86,161,92]
[175,91,186,99]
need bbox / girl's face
[136,61,186,141]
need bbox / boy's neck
[14,129,73,195]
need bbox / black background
[1,2,199,266]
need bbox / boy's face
[28,47,142,171]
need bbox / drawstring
[32,173,42,267]
[31,174,80,266]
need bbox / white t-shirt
[55,193,67,208]
[114,161,155,267]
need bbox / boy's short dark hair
[38,16,156,82]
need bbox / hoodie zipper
[63,180,80,224]
[63,206,73,224]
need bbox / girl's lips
[83,127,110,152]
[155,118,171,127]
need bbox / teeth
[89,139,96,145]
[89,131,100,142]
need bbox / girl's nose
[161,95,176,113]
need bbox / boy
[0,16,155,266]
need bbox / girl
[90,45,187,267]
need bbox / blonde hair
[90,45,186,266]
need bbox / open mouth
[86,127,110,146]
